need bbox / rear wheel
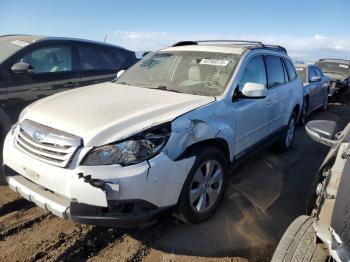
[299,98,308,126]
[176,146,228,224]
[271,215,329,262]
[278,112,297,152]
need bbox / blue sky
[1,0,349,61]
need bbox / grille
[15,120,82,168]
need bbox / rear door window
[308,66,317,82]
[78,45,117,71]
[265,55,285,88]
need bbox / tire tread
[271,215,328,262]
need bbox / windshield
[0,37,29,64]
[295,67,307,83]
[115,51,240,96]
[316,61,350,77]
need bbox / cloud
[108,31,350,62]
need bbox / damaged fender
[163,116,235,161]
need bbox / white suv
[3,40,303,227]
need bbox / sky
[0,0,349,62]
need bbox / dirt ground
[1,92,350,262]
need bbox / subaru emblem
[33,130,46,142]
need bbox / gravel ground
[1,92,349,262]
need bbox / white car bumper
[3,131,195,226]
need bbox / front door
[2,44,79,122]
[233,55,271,155]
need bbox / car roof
[0,34,129,50]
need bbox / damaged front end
[310,123,350,261]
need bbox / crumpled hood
[21,83,215,146]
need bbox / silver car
[272,120,350,262]
[295,63,330,124]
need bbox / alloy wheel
[189,160,223,213]
[285,117,296,147]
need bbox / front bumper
[3,130,195,227]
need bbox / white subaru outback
[3,40,303,227]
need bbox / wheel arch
[177,138,230,163]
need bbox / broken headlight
[81,123,171,166]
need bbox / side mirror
[310,76,321,82]
[241,83,267,99]
[305,120,338,147]
[11,62,34,74]
[116,70,125,78]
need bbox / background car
[315,58,350,97]
[272,120,350,262]
[0,34,138,139]
[294,63,330,124]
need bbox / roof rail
[318,58,350,63]
[171,40,287,53]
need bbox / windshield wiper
[117,81,132,86]
[152,85,182,93]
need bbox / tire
[0,111,12,185]
[299,98,308,126]
[278,111,297,152]
[320,94,328,112]
[271,216,329,262]
[176,146,228,224]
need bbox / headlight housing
[81,123,171,166]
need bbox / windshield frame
[115,50,242,97]
[0,37,30,64]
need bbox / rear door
[76,44,125,87]
[264,55,288,132]
[2,43,79,122]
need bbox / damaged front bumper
[2,131,195,227]
[3,168,174,227]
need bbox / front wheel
[278,112,297,152]
[176,147,228,224]
[271,216,329,262]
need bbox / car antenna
[104,34,108,42]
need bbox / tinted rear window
[265,55,285,88]
[78,45,119,71]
